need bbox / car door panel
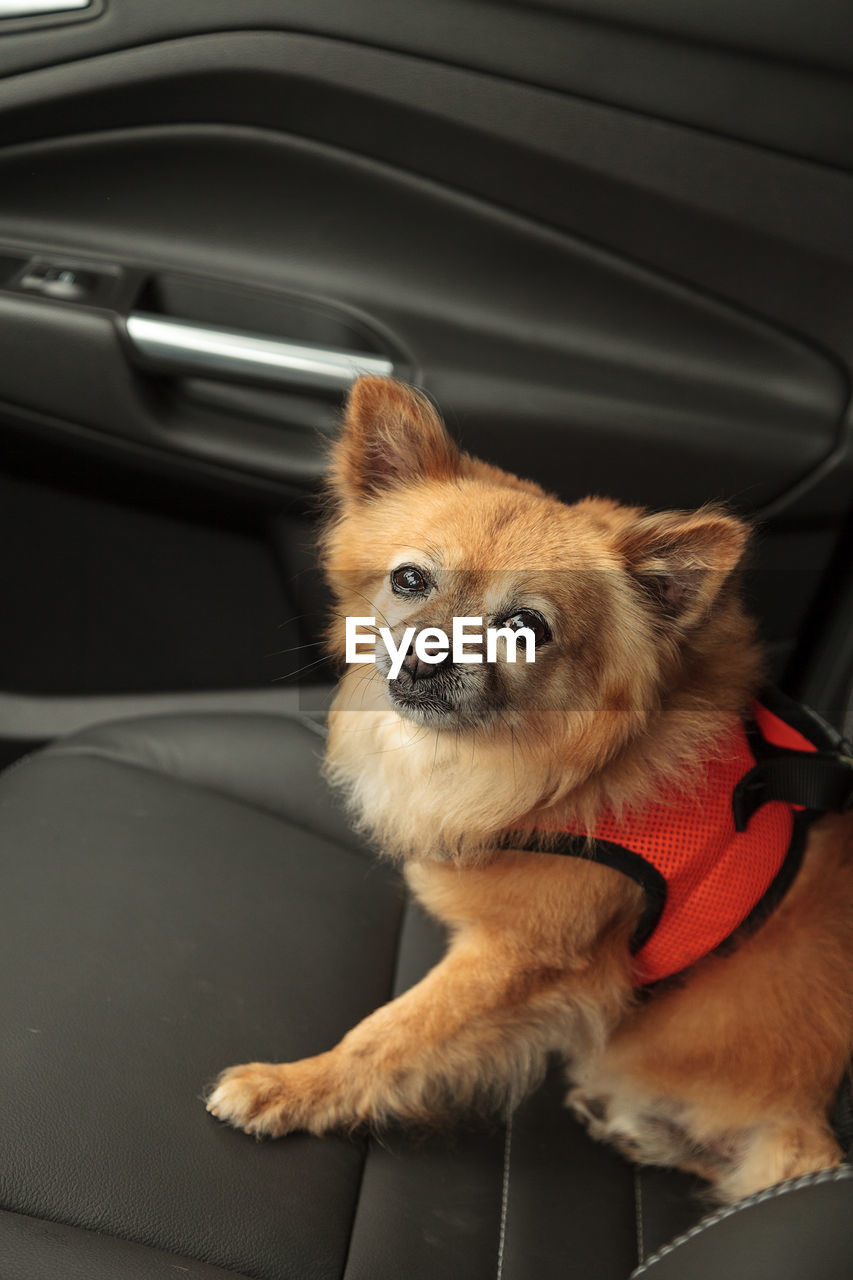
[1,7,853,1278]
[0,124,842,509]
[2,0,853,165]
[0,0,850,710]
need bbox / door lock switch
[20,263,96,301]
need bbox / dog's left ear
[617,507,749,628]
[331,377,460,503]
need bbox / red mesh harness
[531,689,853,987]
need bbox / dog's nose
[401,642,449,683]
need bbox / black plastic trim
[1,6,853,170]
[0,121,842,512]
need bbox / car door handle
[0,0,91,17]
[124,312,394,392]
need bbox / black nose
[401,641,450,683]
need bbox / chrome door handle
[125,313,394,392]
[0,0,92,17]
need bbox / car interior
[0,2,852,1277]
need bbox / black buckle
[733,751,853,832]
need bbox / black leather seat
[0,711,850,1279]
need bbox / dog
[207,376,853,1204]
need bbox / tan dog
[208,377,853,1204]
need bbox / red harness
[535,689,852,986]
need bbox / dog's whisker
[346,588,391,629]
[497,711,518,790]
[521,715,564,768]
[270,654,334,682]
[276,611,324,631]
[362,728,431,756]
[264,640,327,659]
[427,726,441,787]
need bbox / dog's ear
[617,506,749,628]
[331,377,460,501]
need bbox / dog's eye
[391,565,431,594]
[501,610,552,646]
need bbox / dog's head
[325,377,751,727]
[322,378,759,856]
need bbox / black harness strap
[732,697,853,1160]
[831,1071,853,1162]
[732,750,853,832]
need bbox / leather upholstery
[0,1209,253,1280]
[631,1167,853,1279]
[0,715,397,1280]
[0,712,849,1278]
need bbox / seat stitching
[496,1104,514,1280]
[629,1165,853,1276]
[634,1169,645,1267]
[340,893,411,1279]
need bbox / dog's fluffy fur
[208,377,853,1204]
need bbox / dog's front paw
[206,1062,305,1138]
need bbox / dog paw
[206,1062,303,1138]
